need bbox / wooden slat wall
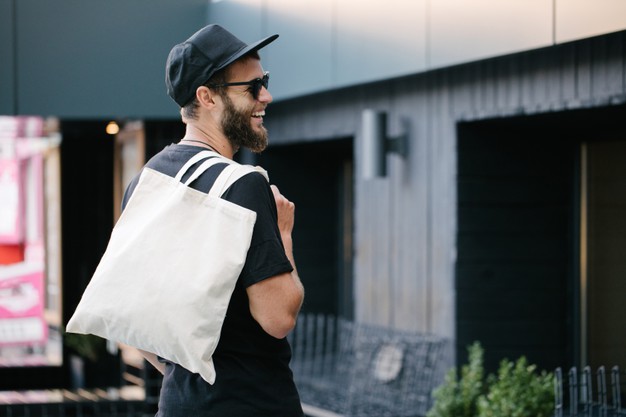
[264,31,626,352]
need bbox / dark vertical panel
[456,117,576,373]
[594,32,625,98]
[587,140,626,373]
[60,121,115,326]
[337,159,355,320]
[480,59,497,114]
[544,48,563,109]
[623,33,626,98]
[607,33,626,94]
[0,0,15,114]
[450,66,474,120]
[499,55,522,113]
[519,50,536,111]
[576,38,593,103]
[143,120,186,160]
[590,36,611,100]
[559,43,578,106]
[469,61,483,117]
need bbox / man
[122,25,305,416]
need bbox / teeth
[252,111,265,117]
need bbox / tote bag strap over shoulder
[208,164,269,197]
[174,150,222,182]
[183,156,229,186]
[175,150,269,195]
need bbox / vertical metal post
[580,143,589,367]
[570,367,579,416]
[582,366,592,416]
[611,366,621,411]
[597,366,607,416]
[555,367,564,417]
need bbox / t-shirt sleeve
[222,171,294,288]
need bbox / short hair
[180,51,261,122]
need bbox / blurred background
[1,0,625,413]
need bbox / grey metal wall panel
[0,0,15,114]
[383,79,431,333]
[355,176,394,326]
[15,0,207,118]
[335,0,427,89]
[426,70,457,339]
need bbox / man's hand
[271,184,295,237]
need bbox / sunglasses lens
[252,75,269,99]
[252,81,262,99]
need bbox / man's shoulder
[223,168,269,196]
[222,168,273,212]
[145,144,198,174]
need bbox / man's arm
[138,349,165,375]
[247,185,304,339]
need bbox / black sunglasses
[208,71,270,100]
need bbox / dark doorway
[456,104,626,374]
[584,139,626,374]
[255,138,354,318]
[456,119,576,373]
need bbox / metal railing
[288,313,448,417]
[555,365,626,417]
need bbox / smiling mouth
[252,111,265,119]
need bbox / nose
[258,86,272,104]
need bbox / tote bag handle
[176,150,269,196]
[174,150,223,183]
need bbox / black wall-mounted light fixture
[361,109,409,179]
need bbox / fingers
[271,185,295,234]
[270,184,281,200]
[271,185,295,210]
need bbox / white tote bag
[67,150,267,384]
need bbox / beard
[221,94,268,154]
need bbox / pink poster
[0,158,24,244]
[0,269,47,346]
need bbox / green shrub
[427,342,554,417]
[427,342,484,417]
[477,356,554,417]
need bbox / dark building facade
[262,30,626,373]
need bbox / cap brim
[216,33,279,72]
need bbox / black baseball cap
[165,24,279,107]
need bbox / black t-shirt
[122,144,304,417]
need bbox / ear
[195,86,216,109]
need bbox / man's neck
[182,124,234,159]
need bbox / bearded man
[121,25,305,417]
